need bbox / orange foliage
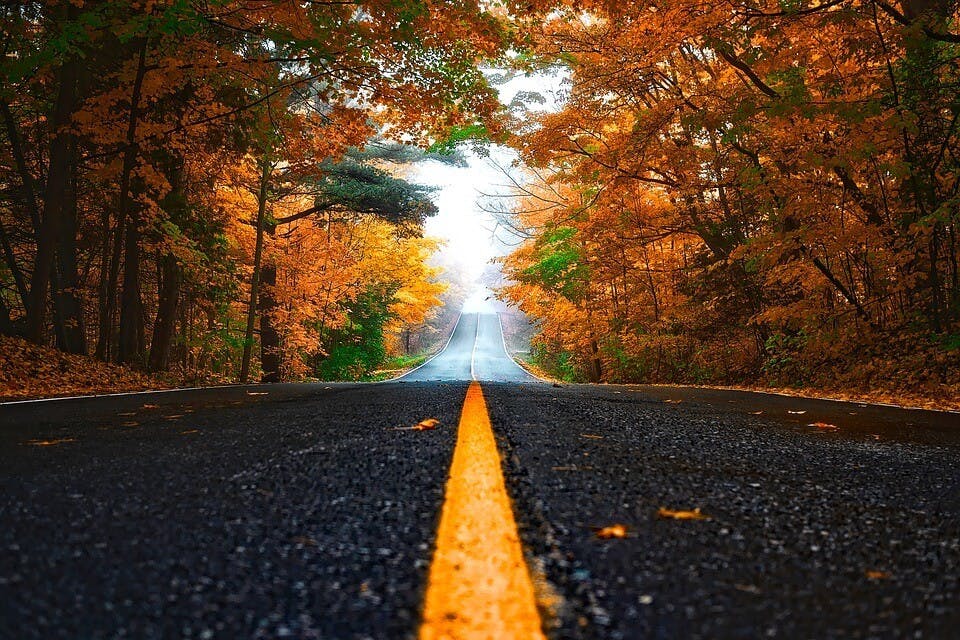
[500,0,960,403]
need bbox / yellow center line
[419,381,546,640]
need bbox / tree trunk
[26,33,81,344]
[95,205,116,360]
[0,218,28,315]
[239,161,271,383]
[148,253,181,372]
[259,218,281,383]
[51,148,87,354]
[0,295,13,336]
[588,337,603,382]
[118,215,145,365]
[0,101,41,236]
[115,40,149,366]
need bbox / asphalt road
[1,313,958,638]
[400,312,537,383]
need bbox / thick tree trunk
[239,162,271,383]
[118,215,145,365]
[115,40,149,366]
[148,155,187,373]
[26,42,81,345]
[258,215,281,383]
[148,253,181,372]
[51,151,87,354]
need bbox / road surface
[399,312,537,383]
[1,312,958,638]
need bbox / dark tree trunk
[118,215,145,365]
[0,101,41,236]
[148,253,181,372]
[51,148,87,354]
[258,221,281,383]
[588,337,603,383]
[94,205,116,360]
[115,40,149,366]
[0,217,28,315]
[27,33,81,344]
[239,161,271,383]
[0,295,13,336]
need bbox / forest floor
[3,333,956,412]
[0,336,171,401]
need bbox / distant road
[1,311,958,638]
[400,312,538,383]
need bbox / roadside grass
[369,352,431,381]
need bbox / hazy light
[413,68,569,295]
[461,287,499,314]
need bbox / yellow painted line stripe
[420,381,546,640]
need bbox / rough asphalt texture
[485,383,960,639]
[1,312,958,638]
[1,383,467,639]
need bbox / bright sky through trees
[413,70,567,286]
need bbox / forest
[2,0,959,400]
[0,0,503,384]
[500,0,960,401]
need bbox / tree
[502,0,960,389]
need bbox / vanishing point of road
[1,312,958,638]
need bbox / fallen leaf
[412,418,440,431]
[594,524,628,539]
[580,433,604,439]
[142,404,159,409]
[663,399,682,404]
[292,536,318,547]
[866,570,891,580]
[180,429,199,435]
[24,437,76,446]
[750,411,763,415]
[657,507,710,521]
[808,422,839,430]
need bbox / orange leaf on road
[657,507,710,521]
[24,437,76,447]
[808,422,839,430]
[412,418,441,431]
[594,524,628,539]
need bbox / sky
[410,69,567,292]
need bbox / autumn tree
[502,0,960,392]
[1,0,509,383]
